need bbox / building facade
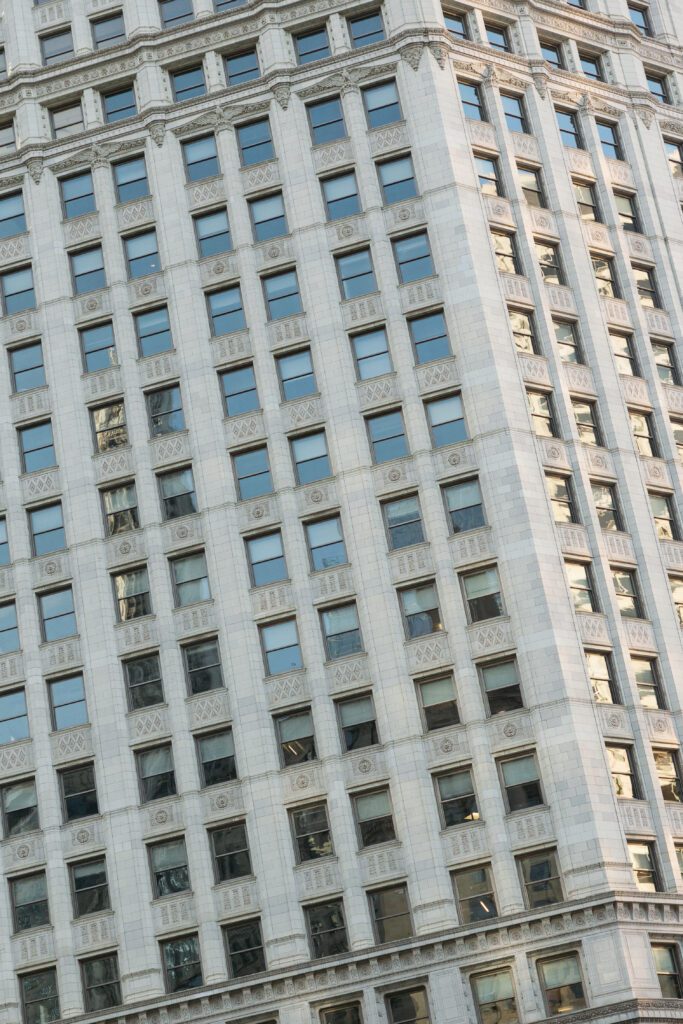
[0,0,682,1022]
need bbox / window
[194,208,232,259]
[485,23,510,50]
[92,12,126,49]
[29,504,64,558]
[462,567,503,622]
[556,109,581,148]
[632,655,663,709]
[579,51,603,80]
[137,745,176,802]
[597,121,622,160]
[183,135,219,182]
[574,180,599,221]
[225,48,259,86]
[552,321,580,363]
[2,266,36,314]
[400,582,442,638]
[39,588,77,642]
[481,658,523,715]
[247,531,286,586]
[20,970,59,1024]
[197,730,236,786]
[369,885,412,942]
[650,492,678,540]
[70,858,109,917]
[472,970,517,1024]
[665,138,683,178]
[646,72,669,103]
[653,946,682,998]
[249,192,287,242]
[492,231,520,274]
[262,620,303,676]
[221,365,258,417]
[443,478,485,533]
[2,779,38,836]
[322,1005,361,1024]
[436,767,478,826]
[518,848,562,908]
[393,232,434,283]
[592,481,621,531]
[147,385,184,436]
[0,48,5,81]
[446,13,469,38]
[546,474,577,524]
[652,340,679,385]
[125,653,164,710]
[171,65,206,103]
[377,155,417,205]
[81,953,121,1011]
[0,192,24,240]
[654,748,682,802]
[275,707,315,765]
[628,3,651,33]
[418,675,459,731]
[60,763,98,820]
[610,331,638,375]
[125,230,160,279]
[458,82,486,121]
[565,561,597,612]
[671,418,683,456]
[224,918,266,977]
[409,311,450,364]
[628,839,660,890]
[10,342,45,393]
[452,865,497,923]
[573,399,602,446]
[500,752,543,811]
[236,119,273,166]
[263,270,302,319]
[322,171,361,221]
[102,482,139,536]
[336,248,376,300]
[337,694,377,750]
[306,516,346,570]
[629,409,657,457]
[0,690,28,745]
[538,955,586,1016]
[80,323,116,373]
[587,651,618,703]
[353,788,395,846]
[349,10,384,47]
[426,394,467,447]
[210,821,251,882]
[208,286,246,335]
[475,155,501,196]
[294,26,330,64]
[501,94,528,133]
[383,494,424,550]
[171,551,210,607]
[607,745,639,798]
[158,467,197,520]
[367,410,408,463]
[102,85,137,123]
[291,431,331,484]
[51,102,84,139]
[277,348,316,400]
[0,520,8,566]
[536,241,563,284]
[20,421,56,473]
[614,192,639,232]
[233,446,273,500]
[113,566,151,621]
[321,603,362,660]
[60,173,94,220]
[41,28,74,65]
[518,165,544,207]
[308,96,346,145]
[10,868,48,933]
[540,41,563,68]
[291,803,333,862]
[71,246,106,295]
[161,934,203,993]
[386,989,430,1024]
[92,402,127,453]
[183,637,224,694]
[159,0,194,27]
[113,156,149,203]
[632,264,659,308]
[305,900,348,959]
[363,81,401,128]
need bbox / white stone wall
[0,0,680,1021]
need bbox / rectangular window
[409,311,450,364]
[41,28,74,65]
[147,385,184,436]
[306,515,346,571]
[538,955,586,1015]
[102,482,138,536]
[612,567,643,618]
[92,401,127,453]
[182,135,219,181]
[0,519,8,566]
[2,779,38,836]
[452,865,497,923]
[665,138,683,178]
[291,431,330,484]
[321,603,362,660]
[610,331,638,375]
[353,788,395,846]
[579,51,603,80]
[574,180,599,221]
[573,399,602,446]
[30,503,65,557]
[210,821,251,882]
[20,421,56,473]
[225,48,260,86]
[144,838,185,898]
[446,13,468,38]
[207,286,246,336]
[462,566,503,622]
[158,467,197,520]
[363,81,401,128]
[614,192,640,232]
[501,94,528,133]
[183,637,223,695]
[369,884,412,942]
[81,322,116,373]
[546,473,578,524]
[263,269,302,319]
[233,446,273,500]
[336,248,376,300]
[92,12,126,49]
[305,901,348,959]
[197,730,236,786]
[540,41,563,68]
[10,341,45,393]
[377,155,417,205]
[161,934,203,993]
[71,245,106,294]
[499,752,543,811]
[628,4,651,33]
[653,946,682,998]
[393,232,434,283]
[81,953,121,1011]
[553,320,581,363]
[628,839,660,890]
[171,65,206,103]
[113,155,149,203]
[275,707,315,764]
[386,989,430,1024]
[654,746,682,803]
[125,653,164,710]
[308,96,346,145]
[587,651,619,704]
[262,620,303,676]
[607,744,639,798]
[597,120,622,160]
[102,85,137,123]
[0,119,16,151]
[0,49,6,81]
[277,348,316,400]
[113,566,151,621]
[221,364,258,417]
[518,165,544,207]
[159,0,194,27]
[556,109,581,148]
[443,478,485,533]
[646,72,669,104]
[247,531,286,587]
[39,587,77,642]
[322,171,361,220]
[0,192,25,239]
[137,745,176,803]
[225,920,268,979]
[458,82,486,121]
[236,118,273,166]
[492,231,520,274]
[377,497,422,555]
[436,767,478,826]
[485,23,510,50]
[60,173,95,219]
[400,581,442,639]
[481,658,523,715]
[125,230,160,279]
[592,481,621,531]
[632,655,663,709]
[472,970,517,1024]
[194,208,232,258]
[367,410,408,463]
[171,551,210,607]
[294,25,330,64]
[21,970,59,1024]
[518,848,562,908]
[60,763,98,820]
[291,803,333,862]
[70,858,109,917]
[565,561,597,612]
[249,192,287,242]
[418,674,459,731]
[476,155,502,196]
[0,689,28,745]
[629,409,657,457]
[536,241,563,284]
[337,694,377,751]
[632,264,660,308]
[652,339,679,385]
[426,394,467,447]
[349,10,384,47]
[2,266,36,314]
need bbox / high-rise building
[0,0,681,1021]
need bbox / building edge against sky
[0,0,681,1022]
